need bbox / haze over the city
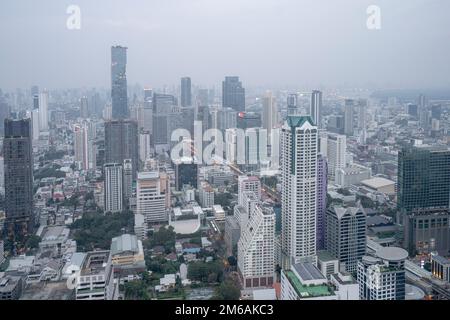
[1,0,449,90]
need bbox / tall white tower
[281,116,318,268]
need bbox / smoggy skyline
[1,0,449,91]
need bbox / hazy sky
[0,0,449,91]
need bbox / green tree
[214,280,241,300]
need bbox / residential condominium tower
[281,116,318,268]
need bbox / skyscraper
[238,175,261,206]
[39,91,49,131]
[104,163,123,213]
[105,120,138,179]
[152,93,177,147]
[310,90,322,128]
[80,96,89,119]
[122,159,133,202]
[316,155,328,250]
[3,119,34,242]
[398,145,450,255]
[222,76,245,112]
[262,91,277,137]
[344,99,354,136]
[74,122,89,170]
[181,77,192,107]
[281,116,318,267]
[139,131,151,164]
[326,206,366,273]
[111,46,128,119]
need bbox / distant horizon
[1,0,449,91]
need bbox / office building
[310,90,322,128]
[403,207,450,256]
[398,145,450,212]
[152,93,177,147]
[335,164,371,188]
[136,171,169,224]
[104,163,123,213]
[111,46,128,119]
[3,119,34,241]
[105,120,138,179]
[222,76,245,112]
[358,247,407,300]
[238,200,275,289]
[76,251,116,300]
[181,77,192,107]
[237,112,261,129]
[326,206,366,273]
[73,122,89,170]
[281,116,318,267]
[0,157,4,196]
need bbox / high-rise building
[105,120,138,179]
[238,199,275,289]
[122,159,133,203]
[287,93,298,116]
[31,109,40,142]
[398,145,450,212]
[152,93,177,147]
[111,46,128,119]
[222,76,245,112]
[74,122,89,170]
[344,99,354,136]
[358,247,407,300]
[38,91,49,131]
[80,96,89,119]
[326,206,366,273]
[104,163,123,213]
[0,156,4,196]
[139,131,151,165]
[199,182,215,208]
[398,145,450,255]
[316,155,328,250]
[181,77,192,107]
[174,158,198,191]
[281,116,318,267]
[238,175,261,206]
[262,91,277,137]
[310,90,322,128]
[136,171,169,224]
[322,133,346,181]
[3,119,34,242]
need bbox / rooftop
[361,177,395,189]
[285,270,333,298]
[293,262,326,282]
[111,234,140,256]
[317,250,338,263]
[376,246,408,262]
